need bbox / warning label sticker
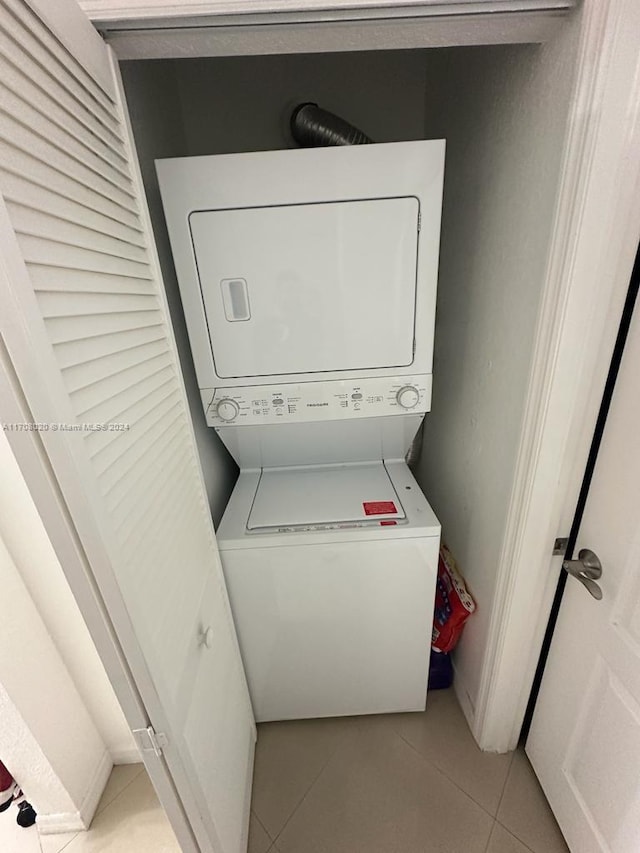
[363,501,398,516]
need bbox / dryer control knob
[396,386,420,409]
[216,399,240,422]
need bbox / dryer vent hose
[290,102,373,147]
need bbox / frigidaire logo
[307,403,329,407]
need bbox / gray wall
[172,50,431,154]
[415,35,579,710]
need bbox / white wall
[121,60,239,526]
[0,684,78,817]
[0,531,110,830]
[416,33,580,713]
[0,431,137,762]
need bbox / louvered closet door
[0,2,255,852]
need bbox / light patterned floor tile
[486,822,533,853]
[0,804,41,853]
[61,769,179,853]
[248,811,272,853]
[497,749,568,853]
[386,688,514,814]
[251,716,356,839]
[95,764,144,816]
[39,830,78,853]
[275,722,494,853]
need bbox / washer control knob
[216,399,240,422]
[396,386,420,409]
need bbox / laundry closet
[1,1,604,851]
[117,11,581,723]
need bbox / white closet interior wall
[417,24,581,715]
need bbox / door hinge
[132,726,168,758]
[417,212,422,232]
[552,537,569,556]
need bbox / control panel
[203,376,432,427]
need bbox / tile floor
[248,689,569,853]
[0,763,179,853]
[1,688,568,853]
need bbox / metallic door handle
[562,549,603,600]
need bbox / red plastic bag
[432,543,476,653]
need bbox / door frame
[472,0,640,750]
[81,2,577,59]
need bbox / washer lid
[247,462,406,531]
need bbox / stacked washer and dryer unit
[158,140,445,722]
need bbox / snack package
[432,543,476,653]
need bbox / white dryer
[158,140,445,721]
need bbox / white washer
[217,461,440,722]
[157,141,445,721]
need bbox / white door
[0,2,255,852]
[190,197,419,378]
[527,276,640,852]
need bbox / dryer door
[189,196,419,379]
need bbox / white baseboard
[37,811,85,835]
[110,746,141,765]
[37,749,112,835]
[452,659,477,741]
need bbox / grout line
[482,820,539,853]
[36,829,79,853]
[493,747,517,820]
[264,723,355,846]
[392,726,508,822]
[482,820,498,853]
[95,764,146,818]
[496,747,520,828]
[53,834,80,853]
[251,809,273,844]
[494,819,538,853]
[388,691,517,821]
